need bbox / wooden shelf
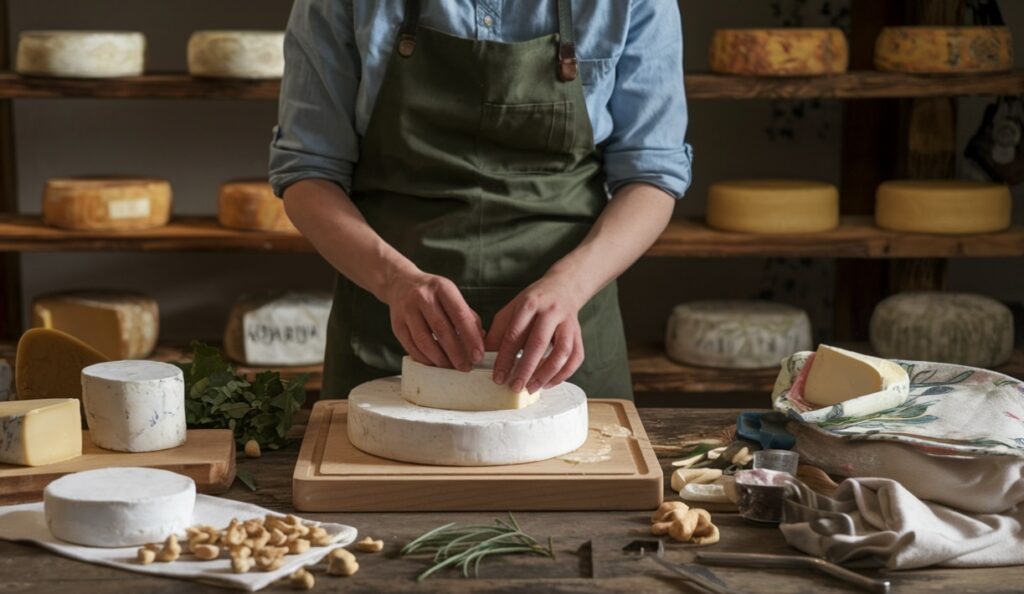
[2,71,1022,100]
[3,214,1023,258]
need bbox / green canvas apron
[322,0,633,399]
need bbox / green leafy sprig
[176,341,307,450]
[400,514,555,581]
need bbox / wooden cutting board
[293,399,663,512]
[0,429,236,504]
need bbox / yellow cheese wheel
[187,31,284,79]
[875,26,1014,73]
[709,28,849,76]
[32,291,159,360]
[707,180,839,234]
[875,180,1011,234]
[42,177,172,231]
[218,181,297,233]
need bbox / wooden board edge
[292,400,335,510]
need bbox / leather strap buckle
[397,33,417,57]
[557,42,578,82]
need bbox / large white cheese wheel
[218,181,297,233]
[32,291,158,360]
[401,355,539,411]
[870,292,1014,368]
[707,180,839,234]
[348,376,588,466]
[709,28,849,76]
[16,31,145,78]
[804,345,909,408]
[44,467,195,547]
[875,26,1014,74]
[666,300,812,369]
[187,31,285,79]
[0,398,81,466]
[875,180,1011,235]
[81,361,185,453]
[224,293,331,366]
[42,177,172,231]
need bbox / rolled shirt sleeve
[602,0,693,199]
[269,0,361,197]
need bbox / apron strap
[397,0,420,57]
[555,0,579,82]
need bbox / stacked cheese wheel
[707,180,839,234]
[218,181,297,232]
[16,31,146,78]
[42,177,172,231]
[709,28,849,76]
[188,31,285,79]
[875,180,1011,234]
[875,26,1014,73]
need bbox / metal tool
[623,540,747,594]
[697,552,890,593]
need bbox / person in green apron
[270,0,692,399]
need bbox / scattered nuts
[354,536,384,553]
[231,555,254,574]
[255,553,284,572]
[650,503,720,545]
[155,534,182,563]
[308,527,332,547]
[137,548,156,565]
[290,568,315,590]
[288,538,311,555]
[692,523,721,546]
[244,439,262,458]
[192,544,221,560]
[651,501,688,524]
[327,548,359,576]
[269,528,288,547]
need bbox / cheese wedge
[804,345,909,407]
[16,328,109,401]
[32,291,158,360]
[401,356,540,411]
[0,398,82,466]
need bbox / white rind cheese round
[81,361,186,453]
[42,177,172,231]
[187,31,285,79]
[224,293,331,366]
[401,355,539,411]
[875,180,1011,235]
[348,376,588,466]
[707,180,840,234]
[870,292,1014,368]
[44,467,195,547]
[666,300,813,369]
[16,31,146,78]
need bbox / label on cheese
[81,361,186,453]
[875,26,1014,74]
[224,293,331,366]
[42,177,172,231]
[870,292,1013,368]
[709,28,849,76]
[16,328,109,402]
[804,345,909,407]
[218,180,297,233]
[44,468,195,547]
[875,180,1011,235]
[16,31,146,78]
[707,180,839,234]
[188,31,285,79]
[32,291,159,360]
[401,355,540,411]
[0,398,82,466]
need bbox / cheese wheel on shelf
[32,291,158,360]
[666,300,813,369]
[224,293,331,366]
[0,398,82,466]
[16,328,109,402]
[81,360,186,453]
[187,31,285,79]
[709,28,848,76]
[875,26,1014,74]
[875,180,1011,235]
[870,292,1014,368]
[707,180,839,234]
[42,177,172,231]
[218,181,297,233]
[44,468,196,547]
[401,355,539,411]
[16,31,145,78]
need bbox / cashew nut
[354,536,384,553]
[231,555,254,574]
[244,439,262,458]
[290,568,315,590]
[137,547,156,565]
[155,534,181,562]
[192,544,220,561]
[692,524,721,546]
[650,501,689,523]
[668,509,700,541]
[288,538,311,555]
[327,548,359,576]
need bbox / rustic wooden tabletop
[2,407,1022,593]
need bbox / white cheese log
[44,467,195,547]
[32,291,158,360]
[187,31,285,79]
[0,398,81,466]
[804,345,909,407]
[666,300,813,369]
[16,31,145,78]
[401,355,539,411]
[348,376,588,466]
[223,293,331,366]
[870,292,1014,368]
[81,361,185,453]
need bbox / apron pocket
[479,101,575,173]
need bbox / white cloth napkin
[0,494,358,591]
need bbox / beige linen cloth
[780,477,1024,569]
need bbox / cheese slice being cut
[224,293,331,366]
[804,345,909,407]
[709,28,849,76]
[875,26,1014,73]
[707,180,839,234]
[875,180,1011,235]
[0,398,82,466]
[16,328,109,401]
[187,31,285,79]
[82,361,186,453]
[16,31,146,78]
[218,180,297,233]
[32,291,158,360]
[401,355,540,411]
[42,177,172,231]
[44,467,196,547]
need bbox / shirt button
[483,15,494,27]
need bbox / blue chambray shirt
[269,0,693,199]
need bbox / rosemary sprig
[400,514,555,581]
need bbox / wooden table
[2,408,1022,593]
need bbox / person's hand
[485,277,585,393]
[383,271,484,371]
